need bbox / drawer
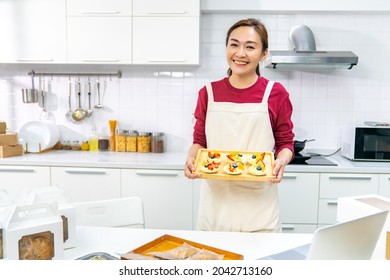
[379,174,390,198]
[281,223,317,233]
[133,0,199,16]
[318,198,339,224]
[320,173,378,198]
[67,0,132,16]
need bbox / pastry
[200,159,220,173]
[19,234,54,260]
[206,151,222,163]
[226,152,246,163]
[248,163,267,176]
[248,152,265,164]
[224,161,244,175]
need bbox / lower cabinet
[121,169,193,230]
[278,172,319,233]
[50,167,121,203]
[0,165,51,200]
[379,174,390,198]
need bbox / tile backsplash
[1,12,390,153]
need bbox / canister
[115,129,128,152]
[151,132,164,153]
[126,130,138,152]
[137,132,151,153]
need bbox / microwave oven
[341,126,390,161]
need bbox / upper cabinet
[66,0,132,16]
[132,0,200,65]
[0,0,67,63]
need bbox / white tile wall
[1,12,390,152]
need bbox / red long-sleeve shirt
[193,76,295,156]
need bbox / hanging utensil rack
[27,70,122,79]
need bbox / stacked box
[0,132,23,158]
[0,122,6,134]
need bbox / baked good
[224,161,244,175]
[206,151,222,163]
[200,160,220,173]
[248,163,267,176]
[19,235,54,260]
[226,152,246,163]
[248,152,266,164]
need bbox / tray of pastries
[192,149,275,181]
[120,234,243,260]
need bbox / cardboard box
[0,144,23,158]
[338,194,390,259]
[0,133,18,146]
[2,203,63,260]
[26,187,76,249]
[0,122,5,134]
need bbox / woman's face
[226,26,267,77]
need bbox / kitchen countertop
[1,150,390,173]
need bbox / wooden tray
[126,234,243,260]
[193,149,275,181]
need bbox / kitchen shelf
[27,70,122,79]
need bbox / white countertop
[63,226,312,260]
[1,150,390,173]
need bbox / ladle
[86,79,93,117]
[72,79,87,122]
[94,79,104,109]
[65,79,74,122]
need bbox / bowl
[18,121,60,153]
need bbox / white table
[63,226,312,260]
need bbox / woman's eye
[246,46,255,50]
[230,43,238,47]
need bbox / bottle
[89,129,99,151]
[151,132,164,153]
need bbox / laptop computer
[261,210,389,260]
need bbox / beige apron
[196,80,280,232]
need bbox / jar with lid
[98,130,109,151]
[151,132,164,153]
[126,130,138,152]
[137,132,151,153]
[115,129,128,152]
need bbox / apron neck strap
[262,81,275,103]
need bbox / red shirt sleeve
[193,86,208,148]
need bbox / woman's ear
[260,49,269,62]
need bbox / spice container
[137,132,151,153]
[115,129,128,152]
[151,132,164,153]
[98,132,109,151]
[126,130,138,152]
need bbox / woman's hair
[225,18,268,76]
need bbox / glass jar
[151,132,164,153]
[126,130,138,152]
[137,132,151,153]
[115,129,128,152]
[89,129,99,152]
[98,134,109,151]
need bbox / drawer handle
[65,170,106,175]
[135,171,178,177]
[281,225,295,230]
[147,11,187,15]
[81,11,120,15]
[327,200,338,206]
[328,175,372,180]
[147,59,186,63]
[17,59,54,62]
[82,59,120,63]
[282,175,297,179]
[0,168,35,173]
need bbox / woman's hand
[184,144,203,179]
[271,148,293,183]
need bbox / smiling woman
[184,18,295,233]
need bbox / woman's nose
[236,47,246,56]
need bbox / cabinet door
[51,167,120,203]
[121,169,193,230]
[67,17,132,63]
[132,17,199,65]
[133,0,200,16]
[67,0,132,16]
[379,174,390,198]
[0,166,50,199]
[278,172,319,224]
[0,0,66,63]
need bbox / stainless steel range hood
[267,25,358,70]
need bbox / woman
[185,18,294,233]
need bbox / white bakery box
[2,203,64,260]
[25,186,76,249]
[337,194,390,260]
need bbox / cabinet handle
[82,59,120,63]
[17,59,53,62]
[281,225,295,230]
[147,11,187,15]
[81,12,120,15]
[65,170,106,175]
[0,168,35,173]
[327,200,338,206]
[147,59,186,63]
[135,171,179,177]
[282,174,297,179]
[328,175,372,180]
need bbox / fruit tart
[248,152,265,165]
[248,160,267,176]
[226,152,246,164]
[206,151,222,163]
[224,161,244,175]
[200,159,220,173]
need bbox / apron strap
[205,83,214,103]
[262,81,275,104]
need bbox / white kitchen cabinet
[0,0,66,63]
[66,0,132,16]
[66,17,132,64]
[278,172,319,233]
[318,173,379,225]
[0,165,50,200]
[132,0,200,65]
[379,174,390,198]
[121,169,193,230]
[50,167,121,203]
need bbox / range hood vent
[267,25,358,70]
